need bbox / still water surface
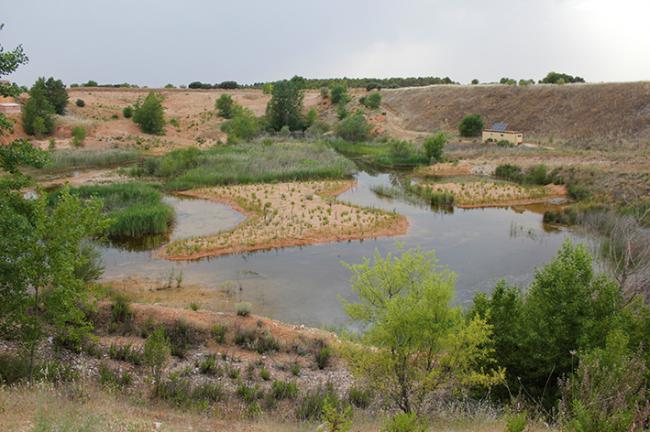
[98,171,580,327]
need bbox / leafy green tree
[471,241,625,405]
[423,132,446,162]
[133,91,165,134]
[342,249,503,414]
[215,94,236,119]
[471,79,479,85]
[265,79,304,131]
[42,77,69,115]
[458,114,484,137]
[262,83,273,95]
[305,108,318,128]
[22,79,55,136]
[335,110,371,142]
[71,125,86,147]
[330,83,349,104]
[540,72,585,84]
[0,143,107,379]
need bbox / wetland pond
[98,171,581,327]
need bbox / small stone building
[482,122,523,145]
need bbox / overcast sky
[2,0,650,86]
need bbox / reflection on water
[98,171,581,327]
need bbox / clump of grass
[237,382,263,403]
[315,345,332,370]
[198,354,221,376]
[291,363,301,377]
[235,302,252,317]
[98,363,132,389]
[130,141,357,191]
[260,368,271,381]
[234,327,280,354]
[348,387,372,409]
[0,354,78,384]
[108,343,143,365]
[55,182,175,239]
[154,374,224,407]
[165,320,196,358]
[211,324,227,343]
[271,380,299,400]
[295,383,339,421]
[46,148,140,171]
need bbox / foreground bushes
[470,240,650,408]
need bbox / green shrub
[389,140,415,159]
[198,354,220,375]
[362,92,381,109]
[220,107,260,142]
[543,208,578,225]
[192,382,225,403]
[236,302,252,317]
[254,331,280,354]
[336,102,348,120]
[108,343,143,365]
[260,368,271,381]
[211,324,227,343]
[122,106,133,118]
[271,380,298,400]
[381,413,427,432]
[423,132,446,162]
[458,114,484,137]
[144,327,171,383]
[296,384,338,421]
[366,82,382,91]
[330,83,349,104]
[494,164,523,182]
[71,126,86,148]
[348,387,371,409]
[568,181,590,201]
[315,345,332,369]
[237,382,263,403]
[523,164,551,185]
[133,91,165,134]
[98,363,132,388]
[560,331,647,432]
[291,363,301,376]
[262,83,273,94]
[505,412,528,432]
[110,294,133,332]
[336,110,371,142]
[322,395,353,432]
[215,94,236,119]
[166,320,195,358]
[496,139,515,147]
[75,99,85,107]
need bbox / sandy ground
[421,180,567,208]
[160,180,408,260]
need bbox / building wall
[482,130,523,145]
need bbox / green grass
[328,139,429,168]
[371,183,454,208]
[131,140,357,191]
[52,182,175,239]
[45,148,141,171]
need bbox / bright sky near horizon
[2,0,650,86]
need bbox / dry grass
[161,180,407,260]
[0,383,557,432]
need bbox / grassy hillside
[381,82,650,148]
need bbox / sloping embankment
[381,82,650,148]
